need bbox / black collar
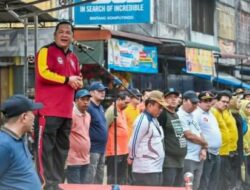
[0,126,21,140]
[52,42,72,55]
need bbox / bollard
[184,172,194,190]
[111,184,120,190]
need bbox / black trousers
[218,156,232,190]
[34,116,71,190]
[132,172,162,186]
[106,154,128,185]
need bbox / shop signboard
[186,48,216,76]
[73,0,153,25]
[108,38,158,73]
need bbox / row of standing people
[1,19,250,190]
[73,86,250,190]
[128,88,250,190]
[1,84,248,190]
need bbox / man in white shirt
[193,91,222,190]
[177,90,208,190]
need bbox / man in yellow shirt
[211,91,232,190]
[124,88,142,139]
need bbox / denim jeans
[66,164,89,184]
[84,153,105,184]
[198,153,221,190]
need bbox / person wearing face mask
[34,21,83,190]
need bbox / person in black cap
[158,88,187,187]
[66,89,91,184]
[0,94,43,190]
[177,90,208,190]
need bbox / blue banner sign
[108,38,158,73]
[73,0,152,25]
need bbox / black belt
[229,151,238,157]
[207,152,219,160]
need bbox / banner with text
[108,38,158,73]
[73,0,153,25]
[186,48,216,75]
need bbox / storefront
[165,42,250,91]
[73,28,162,91]
[158,39,223,92]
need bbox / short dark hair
[216,90,232,101]
[142,88,152,95]
[55,20,74,33]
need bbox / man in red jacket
[34,21,82,190]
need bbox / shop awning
[185,41,220,52]
[0,0,57,23]
[74,29,162,45]
[0,62,14,67]
[182,68,250,89]
[157,38,220,62]
[235,65,250,75]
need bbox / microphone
[72,40,94,51]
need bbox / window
[192,0,215,35]
[158,0,189,28]
[239,12,250,44]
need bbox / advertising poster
[108,38,158,73]
[186,48,216,75]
